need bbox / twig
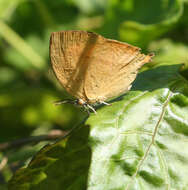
[0,130,67,152]
[0,113,89,152]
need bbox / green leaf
[101,0,183,47]
[148,39,188,79]
[8,126,91,190]
[149,39,188,65]
[8,63,188,190]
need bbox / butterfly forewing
[50,31,100,102]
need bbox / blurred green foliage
[0,0,188,188]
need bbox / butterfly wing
[50,30,100,102]
[50,30,153,104]
[84,38,153,103]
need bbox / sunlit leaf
[149,39,188,79]
[9,63,188,190]
[149,39,188,64]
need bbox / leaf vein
[155,144,170,190]
[120,130,153,136]
[124,90,173,190]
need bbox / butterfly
[50,30,154,113]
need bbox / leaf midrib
[124,90,173,190]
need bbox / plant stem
[0,130,67,152]
[0,20,46,70]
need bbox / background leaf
[101,0,184,47]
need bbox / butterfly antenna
[53,99,77,106]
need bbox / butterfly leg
[128,85,132,91]
[99,101,111,106]
[86,104,97,114]
[53,99,97,114]
[83,104,91,115]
